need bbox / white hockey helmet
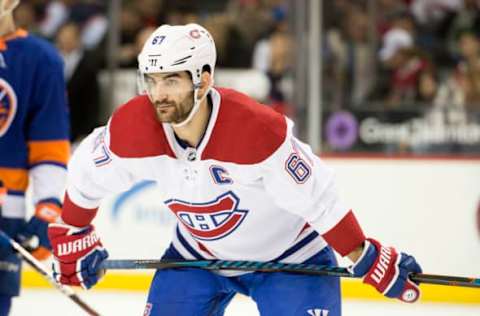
[0,0,20,18]
[137,24,216,127]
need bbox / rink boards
[21,156,480,304]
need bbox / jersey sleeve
[61,124,134,227]
[27,50,70,205]
[261,119,365,256]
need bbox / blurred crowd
[13,0,290,142]
[324,0,480,122]
[11,0,480,146]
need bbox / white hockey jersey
[64,87,362,265]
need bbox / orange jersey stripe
[0,168,29,191]
[28,140,70,166]
[0,28,28,51]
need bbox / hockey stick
[0,230,101,316]
[101,259,480,288]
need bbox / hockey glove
[48,223,108,289]
[348,238,422,303]
[17,199,62,260]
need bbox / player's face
[144,71,195,124]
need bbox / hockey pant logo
[307,309,329,316]
[165,191,248,241]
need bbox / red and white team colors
[62,87,365,269]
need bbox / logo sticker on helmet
[189,29,201,39]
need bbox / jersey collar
[0,28,28,51]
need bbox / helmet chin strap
[171,83,211,128]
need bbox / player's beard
[153,90,194,124]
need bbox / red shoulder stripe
[109,95,175,158]
[202,88,287,164]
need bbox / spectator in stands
[162,0,199,25]
[437,31,480,111]
[377,10,437,106]
[386,46,436,107]
[12,1,37,32]
[38,0,73,39]
[378,10,416,75]
[323,0,354,31]
[425,31,480,152]
[203,14,230,66]
[56,22,101,143]
[227,0,269,44]
[118,4,144,68]
[410,0,464,64]
[410,0,463,28]
[203,12,252,68]
[119,26,156,68]
[68,1,107,50]
[252,4,293,115]
[325,6,375,109]
[39,0,107,51]
[376,0,409,36]
[446,0,480,61]
[135,0,164,26]
[226,0,273,65]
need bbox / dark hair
[202,65,212,74]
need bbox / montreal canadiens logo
[165,191,248,241]
[0,78,17,137]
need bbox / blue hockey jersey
[0,29,69,219]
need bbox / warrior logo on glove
[348,238,422,303]
[48,223,108,289]
[56,231,100,256]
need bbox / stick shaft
[0,230,101,316]
[102,259,480,288]
[410,274,480,288]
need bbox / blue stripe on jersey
[176,226,206,260]
[36,198,61,206]
[274,231,319,261]
[7,190,25,196]
[29,161,67,169]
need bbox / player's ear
[197,70,212,99]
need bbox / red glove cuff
[322,210,366,256]
[61,193,98,227]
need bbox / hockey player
[48,23,422,316]
[0,0,70,315]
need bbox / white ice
[10,289,480,316]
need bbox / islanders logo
[0,78,17,137]
[165,191,248,241]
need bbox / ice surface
[10,289,480,316]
